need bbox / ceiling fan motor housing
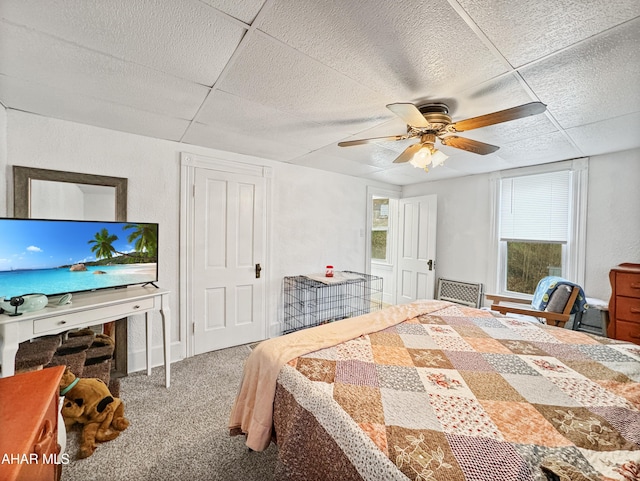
[417,103,451,130]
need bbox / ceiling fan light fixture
[408,141,448,171]
[431,149,448,167]
[409,145,432,169]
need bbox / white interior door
[396,195,437,304]
[191,166,266,354]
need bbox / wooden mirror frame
[13,166,127,220]
[12,166,129,378]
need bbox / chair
[485,276,587,328]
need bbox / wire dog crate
[282,271,383,334]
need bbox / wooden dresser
[0,366,65,481]
[608,263,640,344]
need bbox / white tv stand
[0,286,171,387]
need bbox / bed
[230,300,640,481]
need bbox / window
[494,161,587,296]
[505,241,563,293]
[372,197,390,262]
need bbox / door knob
[427,259,434,271]
[255,263,262,279]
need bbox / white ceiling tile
[258,0,509,100]
[442,151,513,174]
[363,164,461,185]
[0,75,190,141]
[291,151,383,178]
[217,32,391,126]
[519,20,640,129]
[182,122,309,161]
[336,118,411,146]
[199,0,266,24]
[457,0,640,66]
[197,89,380,151]
[0,22,210,119]
[0,0,246,85]
[453,73,538,120]
[566,111,640,156]
[417,165,468,181]
[303,140,404,169]
[498,131,582,166]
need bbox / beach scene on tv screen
[0,220,158,298]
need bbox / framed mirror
[13,166,129,378]
[13,167,127,220]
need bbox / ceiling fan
[338,101,547,170]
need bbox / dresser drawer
[33,297,155,334]
[616,320,640,345]
[615,296,640,323]
[16,394,60,481]
[0,367,64,481]
[616,272,640,298]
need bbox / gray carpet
[61,344,277,481]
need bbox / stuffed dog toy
[60,368,130,458]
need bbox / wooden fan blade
[393,143,423,163]
[450,102,546,132]
[338,134,407,147]
[441,136,499,155]
[386,103,430,128]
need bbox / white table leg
[0,325,19,378]
[146,312,152,376]
[160,294,171,388]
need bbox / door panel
[192,167,265,354]
[204,288,226,330]
[417,272,429,299]
[396,195,437,304]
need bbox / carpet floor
[61,344,277,481]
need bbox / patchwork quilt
[273,302,640,481]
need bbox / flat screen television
[0,218,158,299]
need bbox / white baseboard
[128,341,183,374]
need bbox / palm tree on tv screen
[88,224,158,263]
[88,228,119,260]
[124,223,157,260]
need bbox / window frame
[370,196,395,265]
[489,159,588,298]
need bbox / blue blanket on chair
[531,276,588,314]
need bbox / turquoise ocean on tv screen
[0,264,157,299]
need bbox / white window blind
[500,170,571,243]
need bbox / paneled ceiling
[1,0,639,185]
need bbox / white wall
[403,148,640,303]
[585,149,640,300]
[0,105,7,215]
[2,110,393,371]
[403,173,493,290]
